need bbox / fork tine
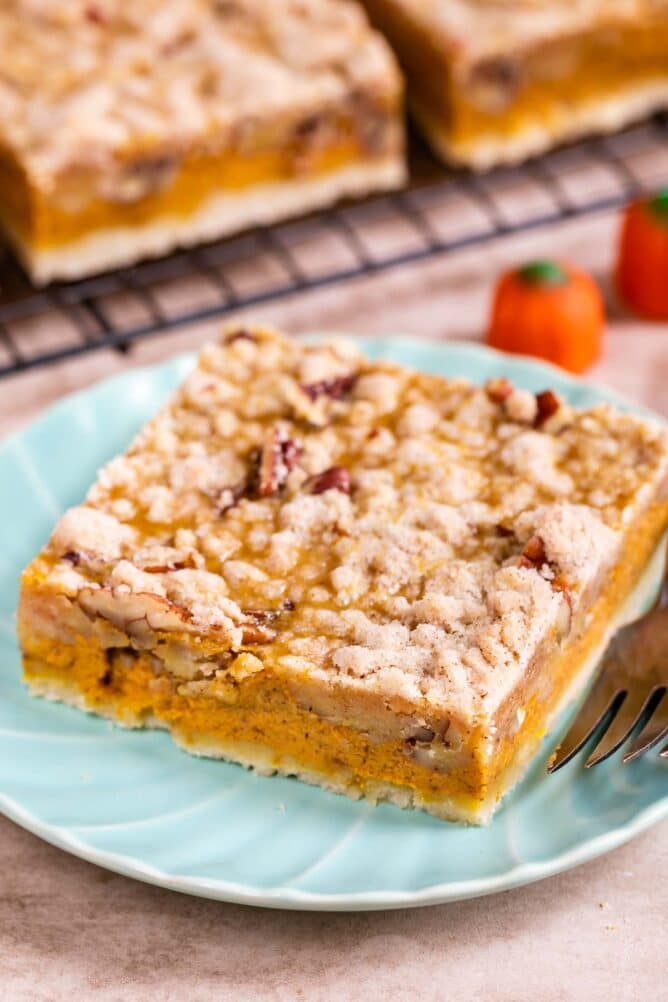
[585,684,659,767]
[622,687,668,762]
[548,689,625,773]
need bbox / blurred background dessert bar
[361,0,668,169]
[0,0,405,284]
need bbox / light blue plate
[1,337,666,911]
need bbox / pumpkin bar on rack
[17,327,668,824]
[0,0,405,285]
[360,0,668,169]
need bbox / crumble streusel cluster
[40,326,668,717]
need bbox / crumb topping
[40,325,668,718]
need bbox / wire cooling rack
[0,116,666,379]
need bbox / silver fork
[548,548,668,773]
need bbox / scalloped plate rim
[1,335,666,912]
[1,788,667,911]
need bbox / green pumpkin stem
[518,260,568,287]
[648,189,668,226]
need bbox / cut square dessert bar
[18,328,668,823]
[0,0,404,284]
[360,0,668,169]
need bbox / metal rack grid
[0,116,666,380]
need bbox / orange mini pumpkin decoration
[486,259,604,374]
[616,190,668,320]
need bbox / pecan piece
[253,427,302,499]
[241,619,278,644]
[241,624,277,644]
[242,608,280,625]
[311,466,352,495]
[300,373,357,402]
[280,436,301,472]
[485,377,513,404]
[84,4,107,24]
[216,481,248,516]
[519,535,548,569]
[240,602,294,643]
[495,524,515,539]
[224,328,256,345]
[78,587,199,644]
[534,390,561,428]
[519,539,572,612]
[141,559,191,574]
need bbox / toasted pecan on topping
[240,602,293,643]
[281,436,301,472]
[520,538,572,606]
[84,4,107,24]
[534,390,561,428]
[141,559,193,574]
[254,427,302,498]
[485,376,513,404]
[241,624,277,644]
[311,466,352,495]
[78,588,197,641]
[216,481,248,515]
[240,602,295,643]
[300,372,357,402]
[242,608,281,625]
[224,328,256,345]
[520,535,548,568]
[495,524,515,538]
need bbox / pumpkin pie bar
[0,1,404,285]
[17,328,668,823]
[360,0,668,169]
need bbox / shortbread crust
[18,328,668,823]
[0,1,404,282]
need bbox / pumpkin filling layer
[17,326,668,824]
[1,136,396,251]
